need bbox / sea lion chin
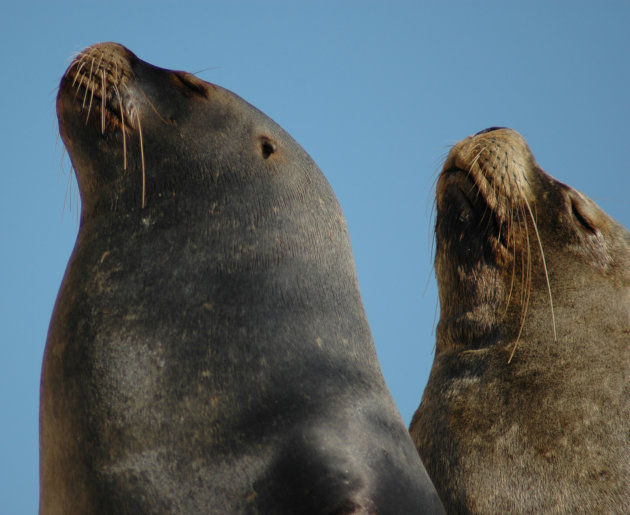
[42,42,444,514]
[411,127,630,513]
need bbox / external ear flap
[260,137,276,159]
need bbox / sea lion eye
[174,72,209,98]
[260,138,276,159]
[570,196,597,235]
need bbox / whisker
[113,84,127,170]
[82,57,95,108]
[71,58,87,88]
[509,206,532,363]
[57,146,67,183]
[523,196,557,341]
[101,69,106,134]
[74,72,87,101]
[136,112,146,208]
[502,200,517,316]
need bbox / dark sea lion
[41,42,444,514]
[410,127,630,513]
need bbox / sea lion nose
[475,126,507,136]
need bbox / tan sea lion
[411,127,630,513]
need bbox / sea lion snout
[474,126,507,136]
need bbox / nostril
[475,127,507,136]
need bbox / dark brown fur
[411,128,630,513]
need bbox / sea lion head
[434,127,630,360]
[57,42,320,222]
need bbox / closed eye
[174,72,209,98]
[571,197,597,235]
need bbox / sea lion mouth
[58,43,149,207]
[61,43,138,134]
[437,167,509,252]
[439,169,478,223]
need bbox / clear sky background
[2,1,629,512]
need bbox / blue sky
[2,1,629,512]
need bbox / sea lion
[41,42,444,514]
[410,127,630,512]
